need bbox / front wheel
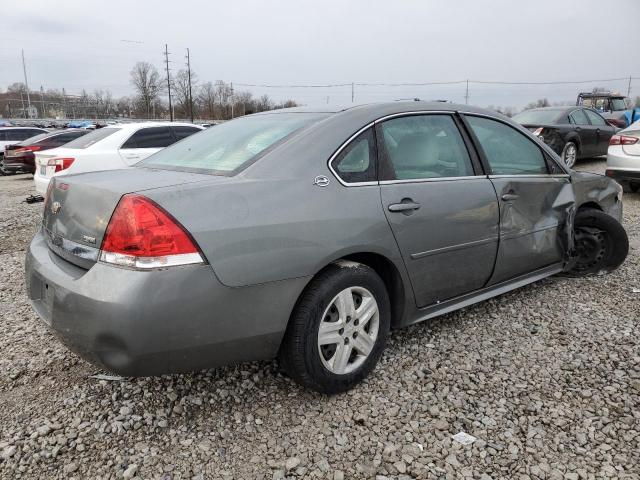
[561,142,578,168]
[566,208,628,276]
[279,262,391,393]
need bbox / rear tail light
[607,119,626,128]
[532,127,544,136]
[610,135,639,146]
[47,157,75,173]
[99,194,204,269]
[15,145,42,153]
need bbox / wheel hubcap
[564,144,577,167]
[317,286,380,375]
[574,226,607,272]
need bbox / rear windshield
[513,110,563,125]
[16,132,50,146]
[139,113,330,175]
[63,127,120,149]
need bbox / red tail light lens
[15,145,42,153]
[610,135,639,146]
[100,194,203,269]
[47,157,75,173]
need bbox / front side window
[122,127,175,149]
[584,109,607,126]
[141,113,329,175]
[379,115,474,180]
[569,109,590,125]
[331,127,376,183]
[466,115,548,175]
[6,129,43,141]
[172,126,202,140]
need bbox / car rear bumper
[605,168,640,183]
[25,229,309,376]
[3,160,35,173]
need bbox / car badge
[50,201,62,214]
[313,175,330,187]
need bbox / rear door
[463,114,574,284]
[377,113,500,308]
[119,126,176,164]
[569,109,597,157]
[584,109,615,155]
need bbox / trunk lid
[42,167,221,269]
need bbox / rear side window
[466,116,548,175]
[140,113,330,175]
[584,110,607,126]
[5,129,45,141]
[569,109,590,125]
[172,126,202,140]
[64,127,121,149]
[379,114,474,180]
[122,127,175,149]
[331,128,376,183]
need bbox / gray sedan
[25,102,629,393]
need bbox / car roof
[106,122,203,131]
[0,126,47,131]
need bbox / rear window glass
[513,110,562,125]
[140,113,329,175]
[63,127,121,149]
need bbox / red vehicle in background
[2,129,89,175]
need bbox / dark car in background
[513,107,616,167]
[2,129,90,174]
[0,126,49,175]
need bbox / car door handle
[124,154,140,159]
[388,201,421,212]
[501,193,519,201]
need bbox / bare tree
[130,62,163,118]
[172,69,197,119]
[197,81,216,119]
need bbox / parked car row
[24,101,630,393]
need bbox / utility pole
[164,44,174,121]
[21,49,32,116]
[40,85,45,118]
[628,75,632,97]
[351,82,354,103]
[230,82,234,119]
[464,79,469,105]
[185,48,194,123]
[62,88,67,119]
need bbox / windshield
[140,112,330,175]
[63,127,120,149]
[513,109,562,125]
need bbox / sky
[2,0,639,109]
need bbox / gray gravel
[1,159,639,480]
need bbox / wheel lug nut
[353,332,358,338]
[346,316,351,323]
[354,319,359,326]
[338,328,344,335]
[344,337,349,345]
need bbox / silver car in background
[25,102,628,393]
[606,119,640,193]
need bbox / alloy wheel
[563,143,577,168]
[317,286,380,375]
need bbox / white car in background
[33,122,204,194]
[606,119,640,193]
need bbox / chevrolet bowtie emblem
[50,201,62,214]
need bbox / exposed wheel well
[577,201,602,212]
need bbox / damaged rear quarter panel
[570,171,623,222]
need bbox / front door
[569,109,598,157]
[584,109,615,156]
[377,113,500,308]
[464,114,575,284]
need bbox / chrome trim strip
[380,175,486,185]
[410,236,499,260]
[43,227,99,268]
[327,122,377,187]
[489,174,570,179]
[372,110,453,124]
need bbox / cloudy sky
[2,0,638,109]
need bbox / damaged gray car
[25,102,629,393]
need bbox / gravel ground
[1,159,639,480]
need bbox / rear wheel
[561,142,578,168]
[566,208,628,276]
[0,159,9,176]
[279,262,390,393]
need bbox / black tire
[627,182,639,193]
[279,261,391,394]
[561,141,578,168]
[566,208,628,276]
[0,159,8,176]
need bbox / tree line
[0,61,297,121]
